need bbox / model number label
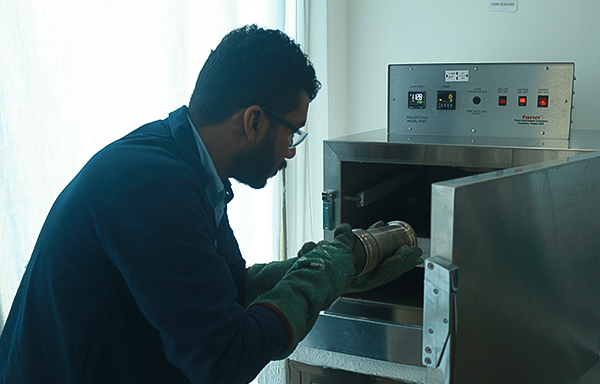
[445,70,469,82]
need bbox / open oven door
[424,151,600,384]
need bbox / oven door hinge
[422,256,458,383]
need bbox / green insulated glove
[345,220,422,293]
[245,257,297,307]
[296,239,328,257]
[249,224,356,359]
[244,241,329,307]
[347,245,422,293]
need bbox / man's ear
[242,105,266,144]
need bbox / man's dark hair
[188,24,321,127]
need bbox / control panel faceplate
[388,63,575,141]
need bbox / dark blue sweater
[0,106,288,383]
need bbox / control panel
[388,63,575,141]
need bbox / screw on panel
[474,67,478,70]
[392,97,396,101]
[443,318,449,324]
[545,66,550,70]
[428,263,434,270]
[408,127,412,130]
[425,358,432,365]
[428,328,434,334]
[471,129,476,133]
[410,67,414,71]
[433,289,439,294]
[425,347,432,354]
[540,131,545,135]
[408,137,412,141]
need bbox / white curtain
[0,0,290,330]
[282,0,327,260]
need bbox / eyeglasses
[257,105,308,149]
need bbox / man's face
[231,92,309,189]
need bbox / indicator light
[537,95,549,108]
[518,96,527,106]
[498,96,507,106]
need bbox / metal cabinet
[301,137,600,384]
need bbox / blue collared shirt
[187,114,227,226]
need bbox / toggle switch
[537,95,549,108]
[498,96,507,106]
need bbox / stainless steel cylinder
[352,220,418,277]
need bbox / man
[0,25,421,383]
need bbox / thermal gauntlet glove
[296,239,328,257]
[346,244,422,293]
[295,221,423,293]
[248,224,356,359]
[245,257,298,306]
[244,241,329,306]
[347,220,422,292]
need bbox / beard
[229,127,286,189]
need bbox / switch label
[445,70,469,82]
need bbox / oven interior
[326,161,499,323]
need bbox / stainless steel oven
[288,63,600,384]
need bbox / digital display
[408,91,426,109]
[437,90,456,110]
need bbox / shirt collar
[187,113,231,226]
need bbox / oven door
[427,150,600,383]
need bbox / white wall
[330,0,600,137]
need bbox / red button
[518,96,527,106]
[538,96,549,108]
[498,96,507,106]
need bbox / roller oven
[292,63,600,384]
